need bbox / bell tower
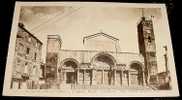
[137,14,158,85]
[46,35,62,81]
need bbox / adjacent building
[10,23,43,89]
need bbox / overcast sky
[19,5,170,72]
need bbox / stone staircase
[59,84,154,91]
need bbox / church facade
[45,17,158,89]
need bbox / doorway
[66,72,76,84]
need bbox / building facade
[44,17,159,89]
[46,33,146,88]
[10,23,43,89]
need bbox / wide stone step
[59,84,153,90]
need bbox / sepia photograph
[2,2,179,97]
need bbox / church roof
[83,32,119,43]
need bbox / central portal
[93,53,115,86]
[59,59,78,85]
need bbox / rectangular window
[18,43,24,55]
[35,42,38,47]
[16,59,21,65]
[34,53,37,60]
[28,37,31,42]
[26,48,30,54]
[15,58,22,73]
[17,33,23,38]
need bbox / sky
[19,5,170,72]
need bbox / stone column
[91,69,96,85]
[60,70,66,88]
[121,70,123,86]
[58,69,62,84]
[102,70,104,84]
[156,74,159,84]
[77,69,79,84]
[113,70,116,85]
[142,71,146,86]
[122,71,126,87]
[64,71,66,84]
[83,69,85,85]
[57,68,60,83]
[127,71,130,86]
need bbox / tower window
[146,29,151,34]
[145,21,152,27]
[149,52,156,57]
[147,36,152,43]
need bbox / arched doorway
[64,61,77,84]
[92,53,115,85]
[130,63,143,86]
[59,59,78,85]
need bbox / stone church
[45,17,158,88]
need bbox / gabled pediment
[83,32,119,44]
